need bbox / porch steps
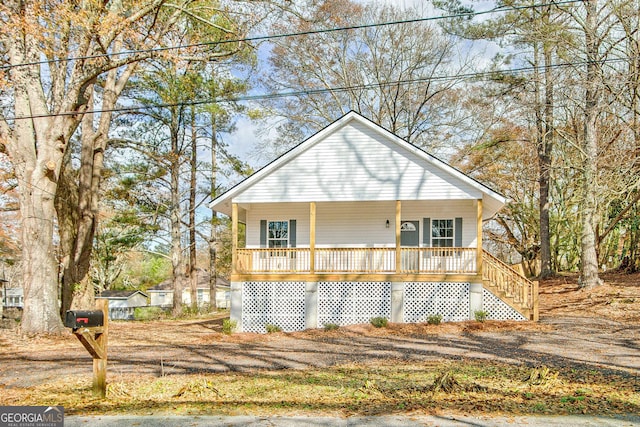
[482,252,539,321]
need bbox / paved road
[66,414,640,426]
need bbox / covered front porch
[230,199,486,279]
[236,247,478,275]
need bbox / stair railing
[482,251,539,320]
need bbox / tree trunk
[57,88,96,314]
[9,16,78,334]
[170,112,186,316]
[580,0,603,289]
[188,108,198,312]
[539,24,555,278]
[19,185,66,334]
[209,115,219,310]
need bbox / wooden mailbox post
[65,299,109,398]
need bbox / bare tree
[259,0,470,156]
[0,0,201,334]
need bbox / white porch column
[391,282,404,323]
[232,203,238,274]
[395,200,401,273]
[477,198,483,276]
[305,281,318,329]
[310,202,316,274]
[230,281,243,332]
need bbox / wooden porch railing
[236,247,478,274]
[236,248,311,273]
[482,251,539,320]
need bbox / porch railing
[236,247,477,274]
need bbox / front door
[400,221,419,271]
[400,221,419,246]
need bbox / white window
[432,219,454,248]
[268,221,289,248]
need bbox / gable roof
[149,271,230,292]
[97,290,149,300]
[211,111,507,218]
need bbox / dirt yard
[0,272,638,392]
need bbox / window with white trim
[268,221,289,248]
[432,219,454,247]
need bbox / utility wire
[9,56,631,121]
[0,0,583,71]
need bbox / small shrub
[474,310,488,323]
[134,306,166,321]
[370,317,388,328]
[427,314,443,325]
[265,323,282,333]
[222,319,237,335]
[323,323,340,331]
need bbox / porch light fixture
[386,219,390,228]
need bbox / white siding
[246,203,311,247]
[315,201,395,247]
[402,200,478,247]
[106,299,128,308]
[234,121,482,204]
[149,291,172,307]
[129,294,148,307]
[244,200,478,249]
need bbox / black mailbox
[65,310,104,329]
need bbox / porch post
[310,202,316,274]
[232,203,238,274]
[395,200,402,274]
[477,198,483,276]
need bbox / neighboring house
[148,271,230,309]
[96,290,149,320]
[210,111,538,333]
[2,285,23,309]
[0,278,6,317]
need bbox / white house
[210,111,538,333]
[148,271,230,309]
[2,285,23,309]
[96,290,149,320]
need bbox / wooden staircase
[482,251,539,321]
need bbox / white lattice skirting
[237,281,526,333]
[242,281,306,333]
[318,281,391,327]
[404,282,470,322]
[482,288,527,321]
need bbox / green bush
[474,310,488,323]
[427,314,443,325]
[134,306,166,321]
[222,319,237,335]
[370,317,388,328]
[323,323,340,331]
[265,323,282,333]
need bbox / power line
[9,56,630,121]
[0,0,583,71]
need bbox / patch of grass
[6,361,640,418]
[426,314,443,325]
[265,323,282,333]
[222,319,237,335]
[370,317,388,328]
[474,310,488,323]
[323,323,340,331]
[133,306,166,321]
